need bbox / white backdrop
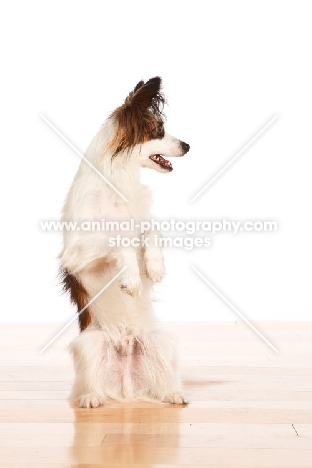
[1,1,311,322]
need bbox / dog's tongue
[154,154,172,168]
[157,154,166,163]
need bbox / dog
[59,77,190,407]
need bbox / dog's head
[107,77,189,173]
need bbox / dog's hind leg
[70,329,121,408]
[134,329,189,404]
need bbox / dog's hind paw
[79,393,104,408]
[163,392,189,405]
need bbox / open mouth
[149,154,173,171]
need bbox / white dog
[59,77,190,407]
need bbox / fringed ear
[108,76,166,156]
[126,77,165,117]
[133,80,145,93]
[123,80,145,106]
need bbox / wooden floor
[0,321,311,467]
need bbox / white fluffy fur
[60,96,189,408]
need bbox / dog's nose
[181,141,190,154]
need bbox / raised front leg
[143,230,165,284]
[117,247,142,296]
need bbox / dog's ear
[108,77,165,156]
[125,77,165,115]
[124,80,145,106]
[133,80,145,93]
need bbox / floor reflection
[70,400,185,465]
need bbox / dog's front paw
[163,392,189,405]
[145,255,165,284]
[79,393,104,408]
[120,273,142,296]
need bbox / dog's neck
[103,154,141,196]
[85,120,142,192]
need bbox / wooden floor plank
[0,446,311,465]
[0,465,309,468]
[0,400,311,424]
[0,432,309,449]
[0,466,307,468]
[0,421,296,435]
[0,390,311,402]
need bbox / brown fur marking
[60,269,91,332]
[107,76,166,156]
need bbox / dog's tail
[60,268,91,332]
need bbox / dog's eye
[157,124,165,138]
[150,122,165,139]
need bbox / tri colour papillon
[60,77,190,407]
